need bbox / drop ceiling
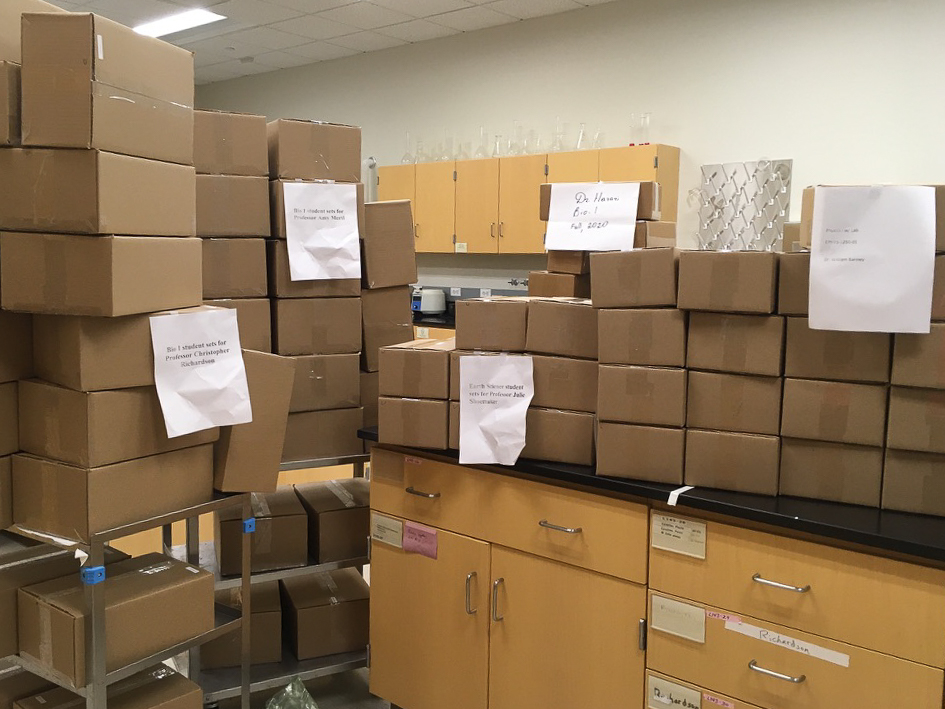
[51,0,616,84]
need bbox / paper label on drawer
[371,513,403,549]
[651,514,707,560]
[702,695,734,709]
[706,610,740,623]
[724,620,850,667]
[403,521,438,559]
[647,675,701,709]
[651,595,706,644]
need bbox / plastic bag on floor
[266,677,319,709]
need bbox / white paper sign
[283,182,361,281]
[149,308,252,438]
[724,620,850,667]
[809,185,935,333]
[545,182,640,251]
[459,354,533,465]
[651,514,707,560]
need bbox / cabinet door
[370,521,491,709]
[489,547,646,709]
[498,154,547,254]
[599,144,680,222]
[378,164,416,203]
[546,149,599,183]
[414,161,455,253]
[455,158,499,254]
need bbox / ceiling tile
[85,0,184,27]
[317,2,415,30]
[209,0,304,25]
[370,0,473,18]
[328,30,406,51]
[578,0,617,4]
[430,5,518,31]
[252,50,316,69]
[378,19,459,42]
[191,45,236,67]
[289,40,362,61]
[484,0,582,19]
[265,0,357,11]
[269,14,358,40]
[177,33,264,60]
[216,25,308,50]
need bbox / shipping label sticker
[650,595,706,644]
[648,674,701,709]
[403,521,438,559]
[371,513,404,549]
[703,694,734,709]
[651,514,707,560]
[545,182,640,251]
[283,182,361,281]
[724,620,850,667]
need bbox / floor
[217,669,388,709]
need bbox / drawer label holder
[371,513,404,549]
[651,595,706,644]
[723,619,851,667]
[647,674,701,709]
[652,513,707,560]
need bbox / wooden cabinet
[599,144,681,221]
[498,154,547,254]
[455,158,499,254]
[414,161,455,253]
[546,149,599,183]
[377,164,416,203]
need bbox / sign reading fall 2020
[545,182,640,251]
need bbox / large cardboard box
[448,400,459,449]
[598,365,686,427]
[294,478,369,563]
[455,297,529,353]
[597,308,687,367]
[201,583,281,669]
[360,371,379,428]
[1,233,202,316]
[283,408,363,461]
[676,250,777,314]
[786,317,891,383]
[362,200,417,289]
[934,255,945,321]
[0,383,16,456]
[521,407,595,466]
[638,221,677,248]
[15,668,200,709]
[0,0,64,63]
[778,252,810,316]
[361,287,413,371]
[590,248,677,308]
[281,567,369,660]
[779,438,883,507]
[528,271,590,298]
[202,238,267,299]
[273,298,361,356]
[18,553,214,687]
[526,298,598,360]
[687,313,784,376]
[0,457,10,528]
[0,665,52,709]
[214,351,294,493]
[21,13,194,165]
[267,240,360,298]
[379,338,454,400]
[883,449,945,516]
[268,119,361,182]
[0,312,31,384]
[270,180,365,240]
[781,378,888,447]
[547,250,589,275]
[289,354,361,413]
[532,355,598,413]
[194,110,268,177]
[887,386,945,454]
[0,63,20,146]
[196,175,270,237]
[684,429,780,496]
[540,181,661,221]
[686,371,782,436]
[596,422,684,484]
[449,350,503,400]
[0,149,196,236]
[377,398,448,450]
[892,324,945,389]
[204,298,271,353]
[216,488,308,575]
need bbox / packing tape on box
[625,371,656,399]
[820,386,852,442]
[250,493,271,518]
[401,354,424,397]
[37,606,53,667]
[709,257,740,311]
[327,480,357,508]
[629,312,654,360]
[719,317,748,371]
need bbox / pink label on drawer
[706,610,741,623]
[403,521,438,559]
[704,694,734,709]
[405,456,423,465]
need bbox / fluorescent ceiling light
[134,9,226,38]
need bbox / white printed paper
[648,675,701,709]
[545,182,640,251]
[809,185,935,333]
[650,595,706,644]
[651,514,707,560]
[150,308,252,438]
[283,182,361,281]
[459,354,533,465]
[371,513,404,549]
[723,620,850,667]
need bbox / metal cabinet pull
[465,572,477,615]
[752,573,811,593]
[492,578,505,622]
[539,519,583,534]
[405,486,441,499]
[748,660,806,684]
[414,224,420,239]
[499,222,505,238]
[490,222,497,238]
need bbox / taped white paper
[545,182,640,251]
[283,182,361,281]
[459,354,533,465]
[667,485,694,506]
[724,620,850,667]
[150,308,252,438]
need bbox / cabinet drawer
[647,592,944,709]
[647,670,763,709]
[648,512,945,667]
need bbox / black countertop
[412,313,455,328]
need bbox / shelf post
[240,496,253,709]
[84,540,107,709]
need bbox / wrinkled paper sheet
[283,181,361,281]
[459,354,533,465]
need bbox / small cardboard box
[1,233,202,316]
[360,371,379,428]
[783,222,801,249]
[526,298,597,360]
[779,438,883,507]
[521,407,595,466]
[786,317,891,383]
[216,488,308,575]
[270,180,365,240]
[281,568,369,660]
[194,110,268,177]
[272,298,362,356]
[686,371,782,436]
[294,478,369,563]
[267,119,361,182]
[532,355,598,413]
[781,378,888,447]
[13,446,213,543]
[448,400,459,449]
[882,449,945,516]
[597,308,687,367]
[539,181,661,221]
[0,312,32,384]
[547,250,589,275]
[202,583,282,669]
[18,553,214,687]
[268,240,361,299]
[934,255,945,321]
[455,297,529,353]
[0,0,64,63]
[0,664,52,709]
[289,354,361,413]
[0,149,196,236]
[0,62,20,146]
[676,250,778,314]
[204,298,271,353]
[887,387,945,454]
[528,272,590,298]
[687,313,785,376]
[639,221,677,248]
[202,238,268,299]
[283,408,363,461]
[362,200,417,289]
[361,287,414,371]
[378,397,448,450]
[590,248,677,308]
[379,338,455,400]
[0,457,10,528]
[598,366,686,427]
[596,422,684,484]
[684,429,780,496]
[892,323,945,389]
[0,383,16,456]
[778,252,810,316]
[14,668,199,709]
[196,175,270,237]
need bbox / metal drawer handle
[490,222,497,238]
[405,486,440,499]
[492,578,505,622]
[465,572,477,615]
[752,573,811,593]
[539,519,582,534]
[499,222,505,238]
[749,660,806,684]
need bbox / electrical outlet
[454,243,468,253]
[450,287,462,297]
[480,288,492,298]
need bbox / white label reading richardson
[651,514,707,560]
[650,595,706,644]
[149,308,252,438]
[809,185,936,333]
[647,675,701,709]
[371,513,404,549]
[545,182,640,251]
[723,620,850,668]
[283,182,361,282]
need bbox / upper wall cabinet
[377,163,416,203]
[414,161,456,254]
[455,158,500,254]
[546,149,599,183]
[497,154,548,254]
[599,144,681,222]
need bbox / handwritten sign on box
[545,182,640,251]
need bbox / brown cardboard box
[0,383,16,456]
[1,233,202,316]
[361,371,379,428]
[455,297,529,353]
[779,438,883,507]
[204,298,272,353]
[0,312,31,384]
[526,298,597,360]
[270,180,365,240]
[687,371,782,436]
[783,222,801,249]
[778,252,810,316]
[216,488,308,575]
[21,13,194,165]
[687,313,785,376]
[194,110,268,177]
[361,287,413,371]
[272,298,361,356]
[449,350,502,400]
[267,240,361,299]
[214,351,294,493]
[362,200,417,289]
[267,119,361,182]
[0,0,63,63]
[539,181,661,221]
[289,354,361,413]
[283,408,363,461]
[0,62,19,146]
[799,187,815,249]
[15,668,199,709]
[18,380,218,467]
[532,355,598,413]
[528,272,590,298]
[684,429,780,495]
[892,324,945,389]
[448,400,459,449]
[18,553,213,687]
[887,386,945,454]
[294,478,369,563]
[934,255,945,321]
[676,250,778,314]
[639,221,677,248]
[13,446,213,543]
[590,248,677,308]
[0,664,52,709]
[378,397,448,450]
[521,407,595,466]
[598,366,686,427]
[196,175,270,237]
[0,457,10,529]
[202,238,268,299]
[598,308,687,367]
[0,149,196,236]
[786,317,891,383]
[547,251,590,275]
[882,449,945,516]
[781,378,887,446]
[379,338,454,400]
[596,422,684,484]
[281,567,369,660]
[201,584,281,669]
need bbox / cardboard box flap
[214,580,280,613]
[282,567,369,609]
[218,486,305,522]
[384,337,456,353]
[294,478,369,515]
